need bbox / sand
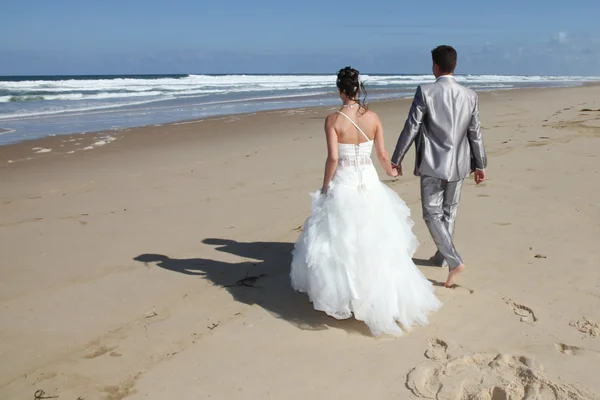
[1,84,600,399]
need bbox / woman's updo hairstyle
[336,66,368,112]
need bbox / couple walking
[290,45,487,337]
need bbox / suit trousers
[420,175,464,269]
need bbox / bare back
[331,108,379,144]
[322,105,394,179]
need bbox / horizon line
[2,72,599,78]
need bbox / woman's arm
[321,115,339,193]
[373,115,398,177]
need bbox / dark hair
[336,66,368,112]
[431,45,457,74]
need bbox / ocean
[1,73,599,145]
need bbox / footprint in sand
[494,222,511,226]
[442,285,475,295]
[102,376,138,400]
[555,343,585,356]
[84,344,118,359]
[406,352,598,399]
[425,337,450,361]
[34,371,59,384]
[555,343,600,357]
[570,317,600,338]
[505,299,537,323]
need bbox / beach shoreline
[1,83,598,168]
[1,83,600,399]
[2,73,599,147]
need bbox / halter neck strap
[336,111,371,142]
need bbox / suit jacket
[391,76,487,182]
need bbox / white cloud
[553,31,568,44]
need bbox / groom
[391,45,487,288]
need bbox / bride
[290,67,442,337]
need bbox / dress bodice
[338,142,374,168]
[335,111,374,169]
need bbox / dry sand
[1,84,600,399]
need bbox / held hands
[474,169,486,185]
[388,163,402,177]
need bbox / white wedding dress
[291,111,442,337]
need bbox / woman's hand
[387,168,399,177]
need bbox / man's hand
[474,169,486,185]
[391,163,402,176]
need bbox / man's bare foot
[444,264,465,288]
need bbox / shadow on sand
[134,238,372,335]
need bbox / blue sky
[2,0,599,75]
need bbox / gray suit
[392,76,487,269]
